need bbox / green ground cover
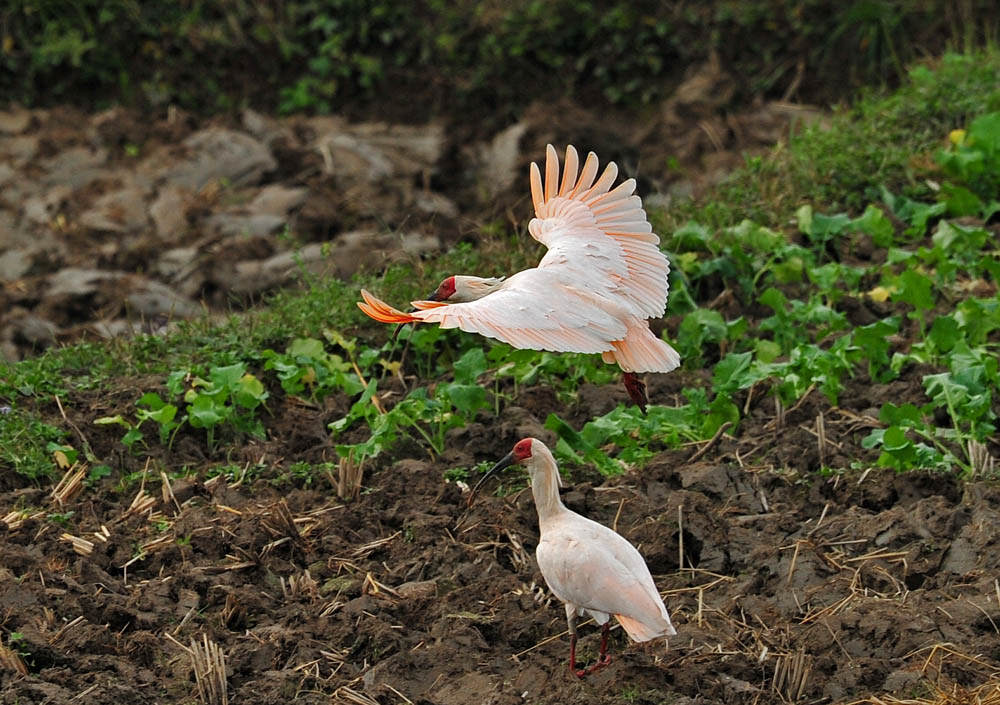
[2,50,998,485]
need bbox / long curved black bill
[390,289,439,343]
[467,451,516,507]
[390,322,409,343]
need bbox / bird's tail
[357,289,419,324]
[615,613,677,643]
[604,320,680,374]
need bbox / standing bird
[470,437,676,678]
[357,144,679,411]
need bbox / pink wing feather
[529,145,671,320]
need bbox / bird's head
[468,438,558,506]
[427,275,504,303]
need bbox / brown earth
[3,60,999,704]
[0,60,825,362]
[2,365,999,704]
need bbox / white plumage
[358,144,680,410]
[472,437,675,677]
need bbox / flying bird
[358,144,679,411]
[470,437,676,677]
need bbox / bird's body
[538,511,677,644]
[472,438,675,677]
[358,144,680,410]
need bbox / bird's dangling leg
[622,372,648,414]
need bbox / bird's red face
[512,438,534,463]
[427,276,457,302]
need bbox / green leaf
[703,394,739,436]
[878,402,925,427]
[87,465,112,483]
[806,211,852,244]
[288,337,326,359]
[852,317,900,381]
[234,373,267,409]
[759,287,788,313]
[210,363,246,391]
[122,427,144,447]
[146,404,177,426]
[728,219,782,251]
[165,370,187,396]
[453,348,487,385]
[939,183,983,217]
[927,314,960,354]
[677,308,727,362]
[861,428,885,450]
[713,352,753,392]
[854,204,894,247]
[324,329,357,355]
[932,220,989,255]
[755,339,781,364]
[137,392,166,410]
[188,394,229,429]
[46,442,78,467]
[968,111,1000,153]
[445,383,487,417]
[671,221,711,250]
[795,204,813,236]
[881,425,911,452]
[893,269,934,313]
[880,187,946,237]
[955,298,1000,345]
[545,413,622,476]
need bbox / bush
[2,1,997,118]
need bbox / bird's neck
[530,462,567,524]
[452,275,504,302]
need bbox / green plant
[935,111,1000,212]
[262,337,364,399]
[86,465,112,486]
[181,364,269,448]
[0,407,68,480]
[94,413,145,450]
[331,346,492,463]
[46,510,75,527]
[118,363,269,452]
[546,386,738,476]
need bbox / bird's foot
[586,653,612,675]
[569,654,612,679]
[622,372,648,414]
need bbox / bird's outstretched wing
[528,145,670,319]
[358,286,624,354]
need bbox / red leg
[623,372,648,414]
[581,623,612,675]
[569,622,613,678]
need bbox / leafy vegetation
[1,51,999,487]
[2,1,996,118]
[663,53,1000,232]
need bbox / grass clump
[664,51,1000,231]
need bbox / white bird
[358,144,680,411]
[470,437,676,678]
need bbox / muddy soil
[2,366,999,705]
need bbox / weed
[0,408,67,481]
